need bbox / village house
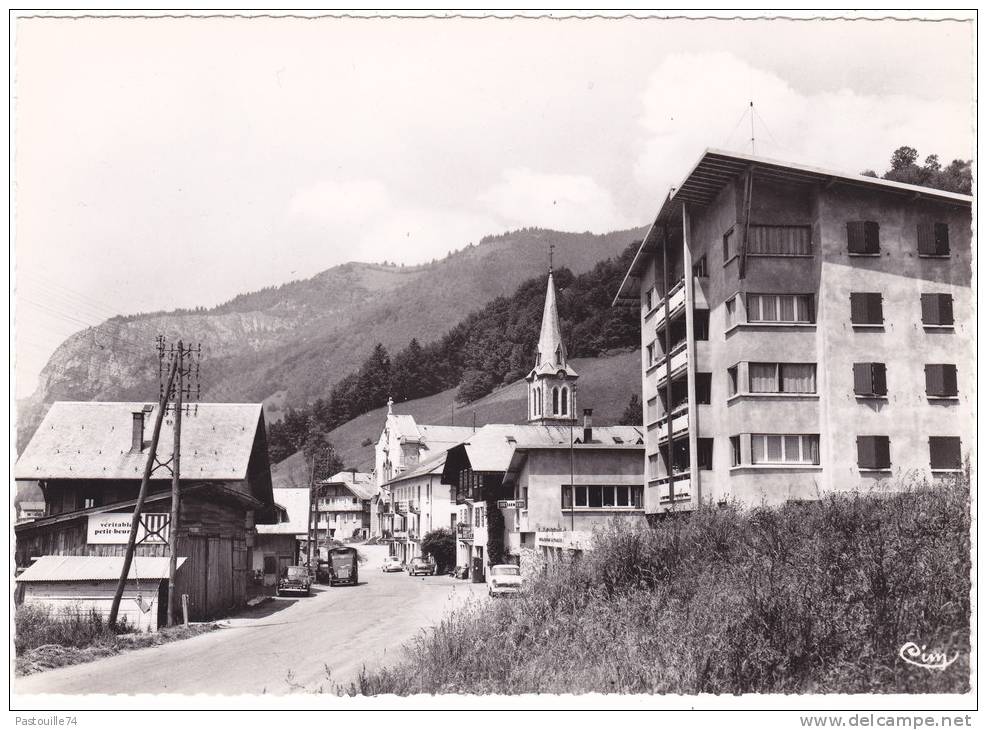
[372,405,472,547]
[438,268,645,578]
[312,470,375,543]
[16,501,45,523]
[613,148,973,512]
[253,487,308,589]
[14,401,278,621]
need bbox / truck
[327,546,359,587]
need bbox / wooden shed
[14,401,278,620]
[16,555,188,632]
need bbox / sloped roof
[528,272,578,379]
[15,402,265,482]
[17,555,187,582]
[383,452,447,487]
[19,502,45,512]
[615,147,973,303]
[443,424,644,475]
[258,488,310,535]
[321,470,377,501]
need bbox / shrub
[421,528,456,573]
[15,604,131,654]
[347,478,970,695]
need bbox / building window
[747,294,814,324]
[929,437,962,471]
[555,346,563,366]
[695,372,712,404]
[748,225,813,256]
[725,296,737,329]
[850,292,884,326]
[730,436,741,467]
[648,453,660,478]
[727,366,739,397]
[925,364,958,397]
[847,221,881,255]
[749,363,816,394]
[723,229,735,262]
[857,435,891,470]
[646,342,655,368]
[536,389,542,415]
[562,485,644,509]
[921,293,954,326]
[918,222,950,256]
[552,387,559,414]
[644,288,654,311]
[853,363,888,397]
[697,438,714,470]
[751,434,820,465]
[694,310,710,340]
[82,497,96,509]
[561,387,569,416]
[693,255,708,278]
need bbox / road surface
[16,545,485,695]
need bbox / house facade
[313,470,375,543]
[381,455,457,563]
[613,148,973,513]
[254,487,308,588]
[14,401,278,620]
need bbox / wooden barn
[16,555,188,632]
[14,401,278,621]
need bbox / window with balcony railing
[561,485,644,509]
[748,225,813,256]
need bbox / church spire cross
[548,244,555,274]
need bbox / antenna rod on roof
[750,100,755,155]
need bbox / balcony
[408,499,420,513]
[654,473,691,505]
[396,501,409,514]
[655,407,689,445]
[393,530,408,540]
[655,345,689,389]
[648,278,687,321]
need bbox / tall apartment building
[614,149,972,513]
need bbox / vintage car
[328,546,359,586]
[381,555,404,573]
[488,564,523,597]
[407,557,434,577]
[277,565,312,596]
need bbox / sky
[13,13,975,398]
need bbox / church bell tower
[526,259,578,425]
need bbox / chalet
[14,401,277,620]
[313,470,376,543]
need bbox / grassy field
[15,604,217,676]
[347,478,970,695]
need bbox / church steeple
[526,260,578,425]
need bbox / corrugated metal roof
[257,488,311,535]
[15,402,265,481]
[16,555,187,582]
[614,147,973,303]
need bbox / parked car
[381,555,404,573]
[407,557,434,576]
[277,565,312,596]
[488,564,523,597]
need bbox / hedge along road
[15,544,486,696]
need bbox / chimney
[131,410,145,452]
[582,408,594,444]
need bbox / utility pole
[108,354,178,629]
[165,339,201,628]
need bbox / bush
[347,478,970,695]
[15,604,131,654]
[421,528,456,574]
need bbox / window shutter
[934,222,950,255]
[874,436,891,468]
[930,437,961,470]
[921,294,939,325]
[864,221,880,253]
[867,293,883,324]
[939,295,954,325]
[942,364,958,396]
[850,293,868,323]
[857,436,875,468]
[847,221,865,253]
[925,364,944,396]
[853,363,871,395]
[917,222,936,254]
[871,363,887,396]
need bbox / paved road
[16,545,485,696]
